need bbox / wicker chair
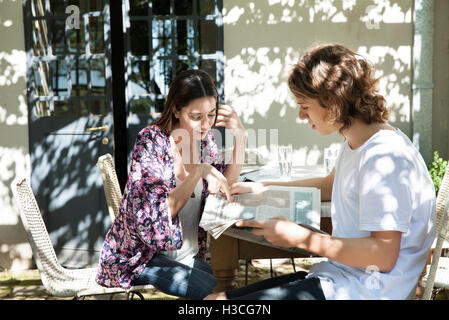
[423,165,449,299]
[11,177,154,300]
[97,153,122,223]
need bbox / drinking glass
[324,147,338,174]
[278,144,292,178]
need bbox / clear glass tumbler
[324,147,338,174]
[278,144,293,178]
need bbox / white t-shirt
[160,177,203,266]
[306,128,436,300]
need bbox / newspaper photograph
[200,186,321,239]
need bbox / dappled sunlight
[224,0,411,26]
[0,147,30,225]
[358,46,411,126]
[375,156,396,175]
[225,47,295,125]
[224,0,413,165]
[0,31,29,223]
[29,118,113,265]
[0,1,33,271]
[379,212,400,229]
[359,139,433,231]
[0,51,27,88]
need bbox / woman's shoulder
[137,125,169,145]
[138,124,165,137]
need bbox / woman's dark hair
[288,43,389,133]
[153,69,219,133]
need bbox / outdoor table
[209,165,333,292]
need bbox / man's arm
[260,168,335,201]
[307,229,402,272]
[237,217,402,273]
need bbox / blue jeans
[132,254,217,300]
[225,271,325,300]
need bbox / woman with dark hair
[205,43,436,300]
[96,69,247,299]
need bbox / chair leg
[291,258,296,273]
[245,259,249,286]
[132,291,145,300]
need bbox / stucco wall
[0,0,33,270]
[223,0,414,166]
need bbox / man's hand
[235,216,312,248]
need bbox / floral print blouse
[96,125,227,288]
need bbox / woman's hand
[235,216,312,248]
[215,104,247,138]
[199,163,232,202]
[230,181,265,195]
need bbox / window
[26,0,112,119]
[124,0,224,118]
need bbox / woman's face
[296,97,340,135]
[174,96,217,141]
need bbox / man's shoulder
[364,129,413,155]
[359,130,420,171]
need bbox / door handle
[86,125,108,132]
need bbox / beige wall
[0,0,33,270]
[223,0,414,166]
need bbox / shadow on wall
[28,116,113,268]
[223,0,413,166]
[0,45,32,269]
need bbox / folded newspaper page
[200,186,321,239]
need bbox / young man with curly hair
[204,43,436,300]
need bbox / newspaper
[200,186,321,239]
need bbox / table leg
[210,234,239,292]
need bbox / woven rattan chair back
[11,178,77,295]
[423,165,449,299]
[435,165,449,235]
[97,154,122,223]
[11,177,153,299]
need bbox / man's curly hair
[288,43,389,133]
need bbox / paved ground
[0,257,439,300]
[0,258,318,300]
